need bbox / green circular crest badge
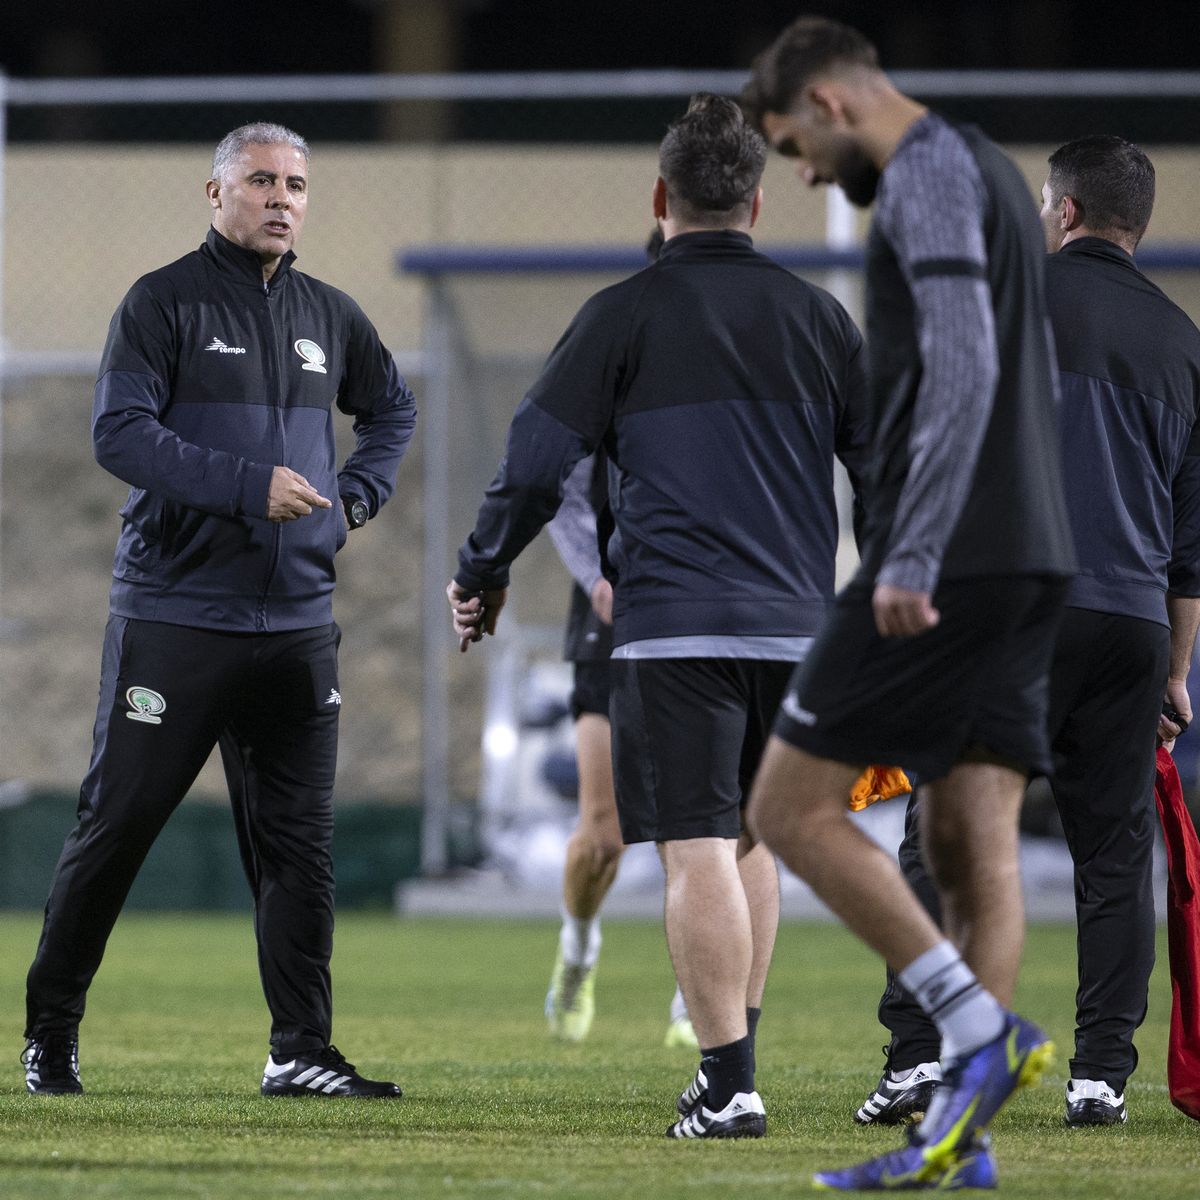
[126,686,166,725]
[294,338,328,374]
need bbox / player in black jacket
[21,123,415,1099]
[859,136,1200,1132]
[449,95,868,1139]
[744,17,1074,1188]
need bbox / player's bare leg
[661,837,751,1045]
[562,714,623,920]
[661,836,766,1138]
[547,714,623,1041]
[737,833,778,1009]
[751,738,1051,1180]
[920,761,1026,1005]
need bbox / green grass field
[0,913,1197,1198]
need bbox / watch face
[348,500,369,528]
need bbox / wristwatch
[343,497,369,530]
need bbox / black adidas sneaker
[23,1034,83,1095]
[854,1060,942,1125]
[666,1090,766,1139]
[260,1044,401,1098]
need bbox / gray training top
[857,112,1075,594]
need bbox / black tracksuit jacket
[1049,237,1200,622]
[93,227,416,632]
[455,230,869,649]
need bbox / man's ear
[805,81,844,126]
[1060,194,1084,232]
[749,186,763,228]
[652,176,668,221]
[206,179,221,211]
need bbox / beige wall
[6,143,1198,364]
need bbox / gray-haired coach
[22,123,415,1098]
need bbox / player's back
[1047,236,1200,621]
[601,229,866,646]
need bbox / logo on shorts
[781,693,817,727]
[324,688,342,706]
[126,686,166,724]
[294,338,327,374]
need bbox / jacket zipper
[256,277,286,631]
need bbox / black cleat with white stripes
[666,1090,766,1139]
[261,1044,401,1098]
[23,1034,83,1095]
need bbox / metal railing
[4,69,1200,873]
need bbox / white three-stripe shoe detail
[290,1067,352,1092]
[665,1090,766,1139]
[264,1060,345,1090]
[676,1066,708,1116]
[259,1045,401,1098]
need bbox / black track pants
[25,617,341,1057]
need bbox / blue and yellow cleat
[913,1012,1053,1173]
[813,1133,997,1191]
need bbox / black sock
[746,1006,762,1074]
[700,1035,755,1111]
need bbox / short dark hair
[1047,136,1155,247]
[658,94,766,227]
[742,16,880,130]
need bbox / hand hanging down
[872,583,940,638]
[446,580,508,653]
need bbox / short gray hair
[211,122,310,182]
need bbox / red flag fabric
[1153,746,1200,1120]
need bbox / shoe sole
[666,1114,766,1139]
[261,1086,402,1099]
[1064,1107,1127,1127]
[921,1039,1055,1175]
[548,1022,591,1043]
[27,1085,83,1096]
[812,1151,998,1193]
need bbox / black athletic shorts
[773,575,1067,783]
[610,657,798,844]
[571,660,611,720]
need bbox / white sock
[669,986,689,1024]
[898,941,1005,1061]
[560,911,601,969]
